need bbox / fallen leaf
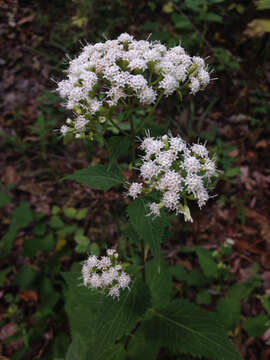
[17,15,35,26]
[256,139,268,149]
[2,166,20,185]
[18,290,38,302]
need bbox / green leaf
[199,12,223,22]
[171,14,192,29]
[101,344,126,360]
[259,295,270,315]
[196,289,212,305]
[36,277,60,318]
[76,208,88,220]
[187,269,208,287]
[0,266,13,287]
[256,0,270,10]
[194,246,219,278]
[33,223,47,236]
[49,215,65,229]
[244,315,269,337]
[64,207,77,219]
[143,299,242,360]
[23,233,54,258]
[108,136,130,165]
[127,199,169,259]
[227,276,261,301]
[215,297,241,331]
[146,256,172,308]
[0,189,12,207]
[13,266,38,290]
[66,333,86,360]
[64,164,123,191]
[52,205,60,215]
[63,264,150,360]
[0,201,33,257]
[170,265,189,282]
[127,325,160,360]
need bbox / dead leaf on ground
[18,290,38,302]
[2,166,20,185]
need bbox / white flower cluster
[127,133,218,222]
[81,249,131,299]
[57,33,210,138]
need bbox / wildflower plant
[59,34,242,360]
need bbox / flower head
[127,132,219,221]
[81,250,131,299]
[57,34,211,139]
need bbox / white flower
[60,125,69,136]
[182,155,201,174]
[118,272,131,289]
[109,285,120,298]
[87,255,98,268]
[106,249,117,256]
[89,274,103,288]
[191,143,208,158]
[190,77,200,94]
[147,202,161,217]
[126,132,218,220]
[128,182,143,199]
[57,34,210,139]
[82,251,131,299]
[97,256,111,269]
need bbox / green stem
[136,91,164,134]
[108,117,129,137]
[141,238,146,281]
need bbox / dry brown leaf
[2,166,20,185]
[256,139,268,149]
[17,14,34,26]
[18,290,38,302]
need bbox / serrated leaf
[244,315,270,337]
[194,246,219,278]
[0,201,32,257]
[146,256,172,308]
[143,299,242,360]
[101,344,126,360]
[66,333,86,360]
[127,199,169,259]
[215,297,241,331]
[64,164,123,191]
[127,325,160,360]
[108,136,130,166]
[63,264,150,360]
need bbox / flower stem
[135,91,164,134]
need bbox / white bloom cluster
[81,249,131,299]
[127,133,218,222]
[57,33,210,138]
